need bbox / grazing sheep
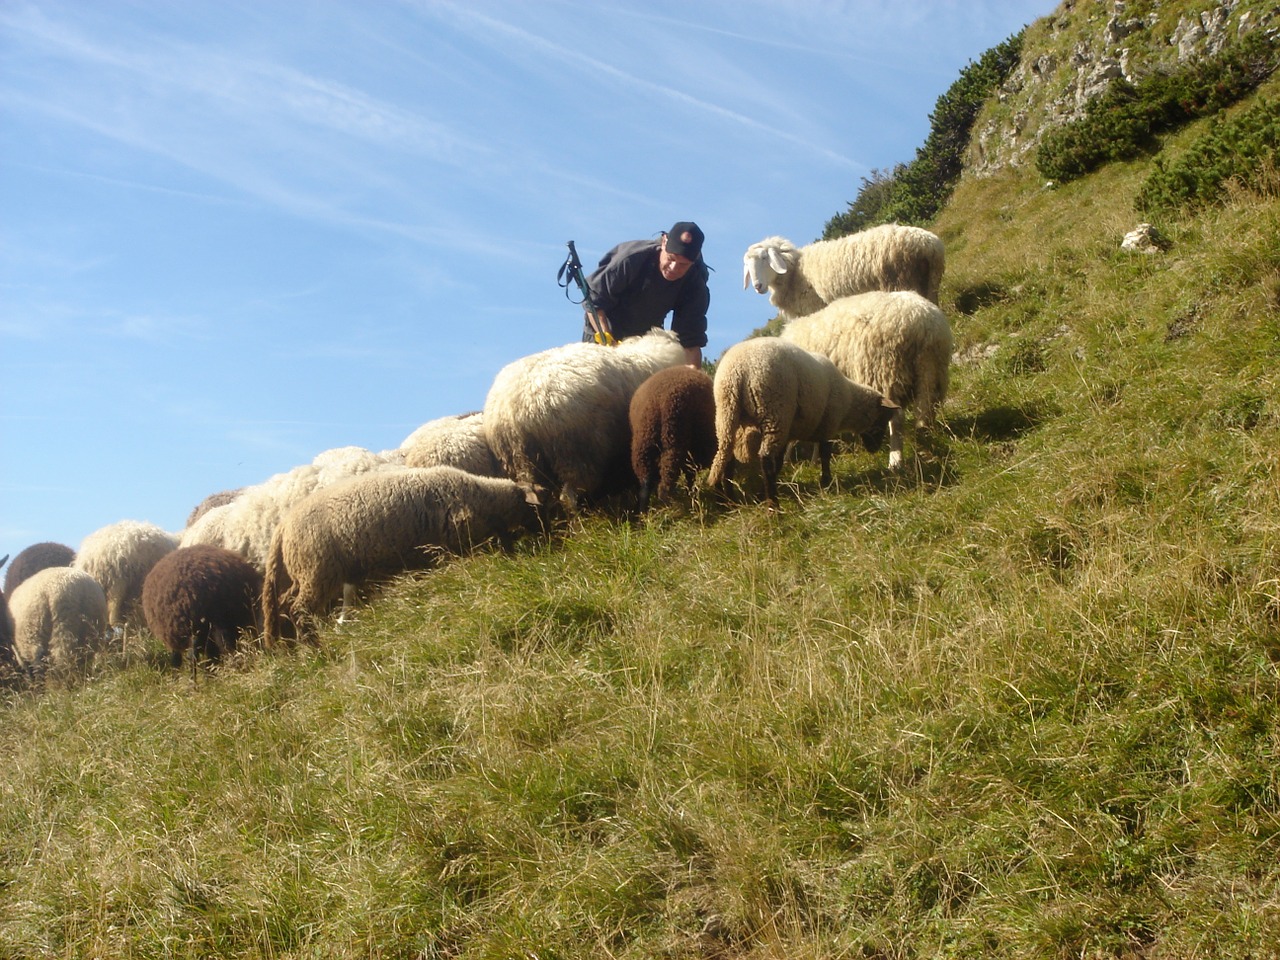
[629,365,717,511]
[262,465,543,646]
[483,328,688,511]
[402,411,503,477]
[73,520,179,628]
[706,336,898,508]
[142,545,263,668]
[4,541,75,595]
[743,224,945,318]
[7,566,109,673]
[185,488,244,528]
[779,290,953,470]
[181,445,406,571]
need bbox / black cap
[664,221,704,261]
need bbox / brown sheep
[142,545,263,669]
[629,365,717,512]
[4,541,75,595]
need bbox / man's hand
[683,346,702,368]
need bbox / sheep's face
[742,251,775,294]
[859,400,899,453]
[860,423,887,454]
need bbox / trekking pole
[557,240,615,346]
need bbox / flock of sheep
[0,222,952,679]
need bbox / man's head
[659,221,704,281]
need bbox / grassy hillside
[3,51,1280,960]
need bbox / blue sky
[0,0,1052,565]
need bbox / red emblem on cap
[680,231,693,243]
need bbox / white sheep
[262,465,543,646]
[73,520,179,627]
[180,445,406,571]
[7,566,109,673]
[483,329,689,511]
[706,336,898,508]
[779,290,953,470]
[185,488,244,529]
[401,411,502,477]
[743,224,945,318]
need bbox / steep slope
[0,3,1278,958]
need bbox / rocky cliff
[967,0,1279,175]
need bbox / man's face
[659,236,695,281]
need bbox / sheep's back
[74,520,179,625]
[781,291,951,414]
[8,566,109,668]
[4,541,75,595]
[402,412,501,477]
[142,545,262,653]
[484,334,685,496]
[808,225,944,304]
[181,464,325,570]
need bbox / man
[583,220,709,368]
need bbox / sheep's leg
[760,451,783,508]
[656,448,683,504]
[888,408,906,470]
[336,583,359,625]
[818,440,836,487]
[637,478,654,513]
[209,625,232,660]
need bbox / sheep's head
[859,398,900,453]
[742,238,796,294]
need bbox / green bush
[1137,98,1280,215]
[1036,30,1279,184]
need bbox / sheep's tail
[261,528,287,649]
[706,447,731,489]
[706,373,761,489]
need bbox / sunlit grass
[3,97,1280,960]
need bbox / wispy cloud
[0,5,511,239]
[417,2,862,171]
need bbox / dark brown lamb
[629,365,717,512]
[3,541,75,596]
[142,544,263,668]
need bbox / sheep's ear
[766,246,789,275]
[742,262,752,290]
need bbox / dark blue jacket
[584,239,709,348]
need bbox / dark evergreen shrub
[1137,98,1280,214]
[1036,30,1279,184]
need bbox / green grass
[4,75,1280,960]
